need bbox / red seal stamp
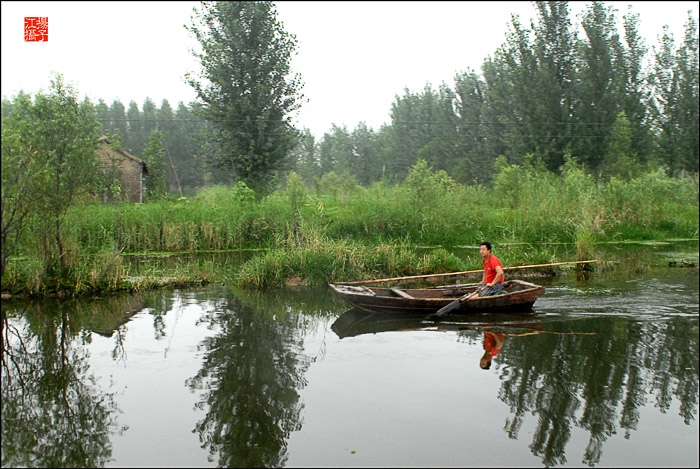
[24,17,48,42]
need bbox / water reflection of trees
[1,298,131,467]
[187,295,312,467]
[488,317,699,466]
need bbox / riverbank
[2,238,697,299]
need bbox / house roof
[97,135,146,166]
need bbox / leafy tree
[373,124,397,183]
[315,170,358,197]
[108,99,127,147]
[186,1,304,194]
[675,14,699,174]
[1,97,50,277]
[142,130,167,199]
[485,13,543,166]
[651,14,699,175]
[618,8,654,164]
[402,158,455,208]
[174,101,207,192]
[1,96,14,117]
[287,128,318,184]
[531,0,577,170]
[389,84,454,179]
[125,100,143,155]
[310,122,385,186]
[351,122,383,185]
[317,124,353,176]
[94,98,109,129]
[1,74,101,272]
[453,69,505,184]
[414,84,461,176]
[36,77,102,269]
[603,111,643,179]
[485,2,579,171]
[141,97,158,152]
[156,99,180,194]
[575,2,621,174]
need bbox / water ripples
[535,273,699,320]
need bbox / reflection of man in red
[480,331,504,369]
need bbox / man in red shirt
[478,241,504,297]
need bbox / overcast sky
[1,1,697,137]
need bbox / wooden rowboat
[329,279,545,314]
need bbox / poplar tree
[317,125,353,176]
[531,0,577,171]
[453,70,504,183]
[576,2,621,174]
[389,85,451,180]
[287,128,318,184]
[125,101,143,155]
[486,13,541,165]
[142,130,167,199]
[676,15,699,174]
[351,122,383,186]
[186,1,304,193]
[141,97,158,151]
[174,101,207,191]
[95,99,109,130]
[156,99,182,194]
[652,14,699,175]
[109,99,128,147]
[619,9,653,164]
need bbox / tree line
[98,2,700,192]
[292,2,698,186]
[5,1,694,200]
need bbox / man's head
[479,241,492,258]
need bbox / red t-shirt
[483,332,504,358]
[483,254,503,284]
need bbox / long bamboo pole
[338,260,598,286]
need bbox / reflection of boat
[331,308,544,339]
[329,280,545,314]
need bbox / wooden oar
[339,260,598,286]
[427,285,484,319]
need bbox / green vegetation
[2,159,697,296]
[1,74,103,279]
[232,234,466,288]
[142,130,167,199]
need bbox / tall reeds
[45,163,700,254]
[231,228,467,288]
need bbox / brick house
[97,136,148,203]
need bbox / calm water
[2,246,698,467]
